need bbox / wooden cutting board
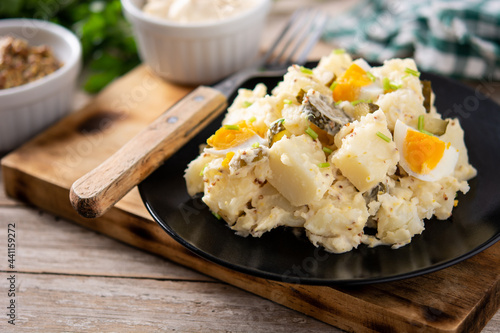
[1,65,499,333]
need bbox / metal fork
[215,7,329,98]
[70,8,329,219]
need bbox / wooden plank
[0,195,336,331]
[0,199,498,332]
[0,157,24,207]
[1,273,336,332]
[0,205,208,281]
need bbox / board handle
[70,85,227,218]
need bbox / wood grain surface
[70,86,227,218]
[0,173,335,332]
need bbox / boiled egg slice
[205,122,267,156]
[394,120,458,181]
[332,60,383,102]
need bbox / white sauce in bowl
[142,0,260,23]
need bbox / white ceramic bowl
[0,19,81,152]
[121,0,271,85]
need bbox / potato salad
[184,50,477,253]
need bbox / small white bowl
[0,19,82,152]
[121,0,271,85]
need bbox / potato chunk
[268,134,334,206]
[375,191,424,247]
[332,110,399,193]
[184,152,216,196]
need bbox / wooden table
[1,1,499,332]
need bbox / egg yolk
[221,151,235,168]
[332,63,373,102]
[207,121,257,150]
[403,130,445,174]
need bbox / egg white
[358,81,384,102]
[352,59,384,101]
[394,120,458,181]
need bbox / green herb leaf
[83,70,119,94]
[329,81,338,91]
[383,77,402,91]
[418,115,425,132]
[224,124,240,131]
[199,164,208,176]
[318,162,330,168]
[420,129,434,136]
[322,147,333,154]
[299,66,313,75]
[376,131,391,142]
[404,67,420,77]
[305,126,319,140]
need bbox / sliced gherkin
[363,181,388,204]
[231,147,266,169]
[296,89,306,104]
[351,102,379,120]
[301,90,352,136]
[423,115,449,136]
[325,74,337,89]
[267,118,286,147]
[422,80,432,113]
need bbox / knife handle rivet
[193,95,205,102]
[167,116,178,124]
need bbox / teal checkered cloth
[322,0,500,80]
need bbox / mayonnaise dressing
[142,0,260,23]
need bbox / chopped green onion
[351,99,372,106]
[323,147,333,154]
[243,101,252,108]
[212,212,221,220]
[199,164,208,176]
[224,124,240,130]
[366,72,376,82]
[329,81,338,91]
[333,49,345,54]
[283,99,293,105]
[276,118,285,124]
[418,115,425,132]
[404,67,421,77]
[318,162,330,168]
[417,115,434,135]
[376,131,391,142]
[383,77,402,91]
[335,100,343,105]
[299,66,313,75]
[252,142,260,148]
[421,129,434,136]
[248,116,256,123]
[305,126,318,140]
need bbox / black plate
[139,66,500,285]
